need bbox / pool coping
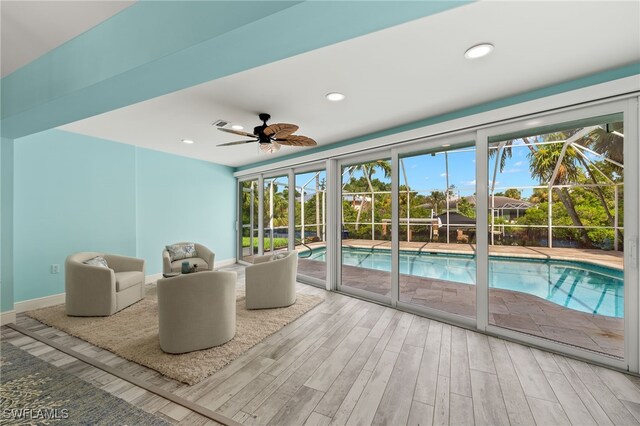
[296,241,624,271]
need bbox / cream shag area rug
[27,287,323,385]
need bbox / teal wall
[10,130,236,303]
[13,130,137,302]
[135,148,236,275]
[1,137,14,312]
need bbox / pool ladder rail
[296,239,314,258]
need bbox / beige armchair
[157,271,237,354]
[162,242,214,274]
[65,252,145,317]
[245,251,297,310]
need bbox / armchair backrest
[162,241,190,258]
[245,251,298,309]
[157,270,237,352]
[163,242,215,274]
[274,251,298,270]
[67,252,105,264]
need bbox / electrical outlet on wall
[50,264,60,274]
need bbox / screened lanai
[274,125,622,248]
[245,121,625,260]
[245,118,625,358]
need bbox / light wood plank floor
[3,263,640,426]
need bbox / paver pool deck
[293,239,624,358]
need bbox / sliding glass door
[239,179,259,262]
[235,97,638,371]
[485,111,630,360]
[263,175,289,255]
[397,141,477,320]
[339,154,392,301]
[294,168,327,283]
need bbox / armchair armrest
[65,259,116,316]
[195,243,215,270]
[162,250,172,274]
[105,254,145,273]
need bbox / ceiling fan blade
[218,127,258,138]
[259,142,281,154]
[276,135,317,147]
[263,123,299,139]
[217,140,258,147]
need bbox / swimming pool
[303,247,624,317]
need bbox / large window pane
[488,114,625,358]
[263,175,289,254]
[341,159,391,297]
[240,179,259,262]
[295,170,327,282]
[398,145,477,319]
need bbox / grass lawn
[242,237,289,250]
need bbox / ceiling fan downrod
[255,113,272,143]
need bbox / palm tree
[586,122,624,165]
[545,126,623,243]
[529,188,548,204]
[581,122,624,243]
[489,136,537,174]
[498,124,623,248]
[528,141,593,247]
[350,160,391,231]
[428,190,446,215]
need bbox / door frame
[292,163,329,288]
[392,132,479,328]
[476,98,638,372]
[336,149,393,305]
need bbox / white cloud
[514,161,524,166]
[462,179,476,186]
[504,168,523,174]
[440,172,447,177]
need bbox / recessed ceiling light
[326,92,346,102]
[441,144,451,147]
[181,139,194,144]
[464,43,494,59]
[231,125,244,130]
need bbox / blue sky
[341,145,545,200]
[281,138,615,201]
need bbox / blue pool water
[304,247,624,318]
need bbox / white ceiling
[58,1,640,168]
[1,0,134,77]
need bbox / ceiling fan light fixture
[326,92,346,102]
[216,113,317,153]
[181,139,194,144]
[464,43,494,59]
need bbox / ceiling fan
[217,113,317,153]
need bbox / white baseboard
[1,310,16,325]
[216,257,237,268]
[15,293,65,313]
[11,264,239,314]
[0,264,250,323]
